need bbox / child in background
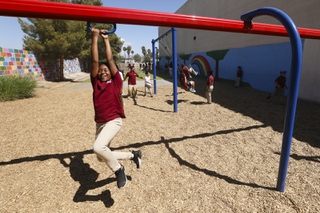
[267,71,288,105]
[144,71,153,97]
[205,71,214,104]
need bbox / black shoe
[131,150,142,169]
[267,95,271,100]
[115,164,127,188]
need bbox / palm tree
[131,50,134,63]
[123,47,127,58]
[126,46,132,59]
[141,46,146,57]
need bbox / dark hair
[100,61,110,69]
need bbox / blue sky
[0,0,187,55]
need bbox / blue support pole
[172,28,178,113]
[152,28,178,112]
[241,7,302,192]
[152,39,157,94]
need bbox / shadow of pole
[162,136,275,190]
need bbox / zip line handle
[87,22,117,34]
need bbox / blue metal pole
[151,28,174,105]
[241,7,302,192]
[152,39,157,94]
[172,28,178,113]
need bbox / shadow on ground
[156,70,320,149]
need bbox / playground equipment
[1,0,320,193]
[152,28,177,110]
[1,1,320,39]
[241,7,302,193]
[86,22,117,34]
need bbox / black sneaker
[115,164,127,188]
[131,150,142,169]
[267,95,271,100]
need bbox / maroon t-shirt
[91,71,125,123]
[182,66,190,79]
[125,71,140,85]
[179,73,188,90]
[207,75,214,86]
[275,76,286,88]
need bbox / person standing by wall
[90,28,141,189]
[234,66,243,88]
[267,71,288,105]
[205,71,214,104]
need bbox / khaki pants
[93,118,132,172]
[235,77,241,87]
[128,84,137,98]
[205,85,214,103]
[144,84,153,96]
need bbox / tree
[144,56,151,63]
[133,54,142,63]
[141,46,147,57]
[126,46,132,58]
[206,49,229,80]
[19,18,86,80]
[147,49,152,57]
[122,47,127,58]
[71,0,102,5]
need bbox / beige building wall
[159,0,320,102]
[300,39,320,102]
[174,0,319,53]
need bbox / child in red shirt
[90,28,141,189]
[267,71,288,105]
[205,72,214,104]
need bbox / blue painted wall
[219,42,293,94]
[160,41,304,96]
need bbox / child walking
[144,71,153,97]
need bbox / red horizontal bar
[1,0,320,39]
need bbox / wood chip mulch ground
[1,76,319,212]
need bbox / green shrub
[0,75,37,101]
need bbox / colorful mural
[158,42,293,95]
[63,58,81,75]
[0,47,43,80]
[0,46,82,81]
[190,55,212,76]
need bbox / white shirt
[119,71,124,81]
[145,75,152,86]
